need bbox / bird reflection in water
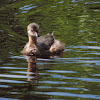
[26,55,38,83]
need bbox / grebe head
[27,22,39,37]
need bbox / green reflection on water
[0,0,100,100]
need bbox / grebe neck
[28,35,37,46]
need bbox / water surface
[0,0,100,99]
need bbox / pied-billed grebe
[22,22,65,58]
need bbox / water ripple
[0,84,9,88]
[58,1,64,3]
[37,86,89,91]
[90,74,100,77]
[19,4,37,11]
[0,74,34,78]
[68,45,100,50]
[51,74,100,82]
[11,71,34,74]
[85,1,100,4]
[0,67,27,69]
[0,79,27,83]
[57,87,89,91]
[36,92,100,99]
[0,97,18,100]
[47,70,76,73]
[39,81,66,84]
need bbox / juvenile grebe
[22,22,65,58]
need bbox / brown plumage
[22,22,65,58]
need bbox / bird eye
[31,30,33,32]
[33,49,36,52]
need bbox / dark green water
[0,0,100,99]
